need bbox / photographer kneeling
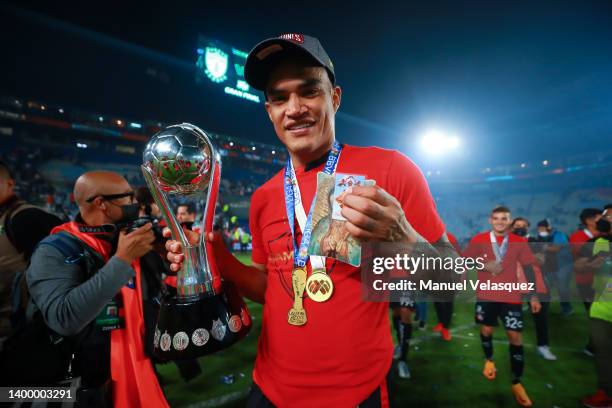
[17,171,168,407]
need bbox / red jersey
[463,231,538,303]
[569,228,596,285]
[249,144,445,407]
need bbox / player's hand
[534,253,546,265]
[163,227,199,272]
[484,261,503,275]
[163,228,224,272]
[530,297,541,314]
[115,223,155,264]
[340,185,418,243]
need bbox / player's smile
[285,119,316,136]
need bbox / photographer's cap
[244,33,335,91]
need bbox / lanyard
[284,141,342,268]
[584,228,594,239]
[490,231,509,262]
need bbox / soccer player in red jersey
[165,34,457,407]
[463,206,542,407]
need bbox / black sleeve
[9,208,62,259]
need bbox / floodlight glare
[420,129,461,156]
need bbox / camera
[127,207,165,243]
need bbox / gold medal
[306,269,334,302]
[288,267,307,326]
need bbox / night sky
[2,1,612,170]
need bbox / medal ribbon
[489,231,509,263]
[284,141,342,268]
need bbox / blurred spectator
[533,219,573,316]
[581,207,612,407]
[0,160,61,342]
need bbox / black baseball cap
[244,33,335,91]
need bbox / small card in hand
[308,172,376,266]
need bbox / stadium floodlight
[520,163,526,168]
[272,150,276,155]
[251,146,256,151]
[542,160,549,166]
[419,129,461,156]
[229,141,234,147]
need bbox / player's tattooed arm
[341,185,422,244]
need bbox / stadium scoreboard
[195,36,262,104]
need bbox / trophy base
[153,288,252,360]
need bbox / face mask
[513,227,528,237]
[596,218,611,234]
[538,231,550,238]
[116,203,140,225]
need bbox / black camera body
[126,215,164,243]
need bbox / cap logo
[279,33,304,44]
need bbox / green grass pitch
[157,252,597,407]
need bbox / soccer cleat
[584,346,595,357]
[482,360,496,380]
[537,346,557,361]
[512,383,533,407]
[583,389,612,408]
[432,322,443,332]
[397,360,411,379]
[441,328,452,341]
[418,320,427,331]
[393,345,401,360]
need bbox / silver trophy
[142,123,251,360]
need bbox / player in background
[463,206,542,407]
